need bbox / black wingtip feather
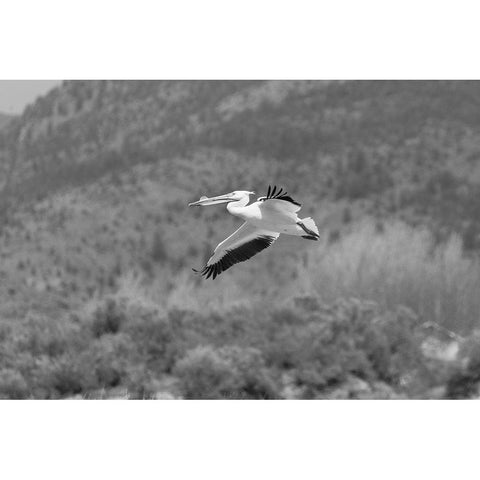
[194,235,276,280]
[261,184,302,207]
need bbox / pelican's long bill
[188,192,254,207]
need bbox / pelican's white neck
[226,195,251,215]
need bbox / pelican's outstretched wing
[257,185,302,213]
[193,223,279,279]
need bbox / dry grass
[299,221,480,333]
[105,267,254,316]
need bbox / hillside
[2,81,480,242]
[2,81,480,398]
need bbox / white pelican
[189,185,319,279]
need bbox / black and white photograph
[1,79,480,400]
[2,1,480,479]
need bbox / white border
[1,400,478,479]
[1,0,480,79]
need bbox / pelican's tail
[299,217,319,237]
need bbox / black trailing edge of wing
[193,235,276,280]
[260,185,301,206]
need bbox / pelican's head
[188,190,255,207]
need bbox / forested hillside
[2,81,480,244]
[1,81,480,399]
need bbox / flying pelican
[188,185,319,279]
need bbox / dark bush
[0,369,30,399]
[91,298,127,337]
[174,345,279,399]
[37,355,91,397]
[445,335,480,399]
[125,309,179,373]
[78,334,136,389]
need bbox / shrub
[78,334,136,390]
[36,355,91,398]
[255,298,430,398]
[125,310,179,374]
[91,298,127,337]
[174,345,279,399]
[0,369,30,399]
[445,367,480,399]
[14,317,84,358]
[445,333,480,399]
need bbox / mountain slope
[2,81,480,228]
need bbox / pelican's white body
[227,196,316,236]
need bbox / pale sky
[0,80,62,114]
